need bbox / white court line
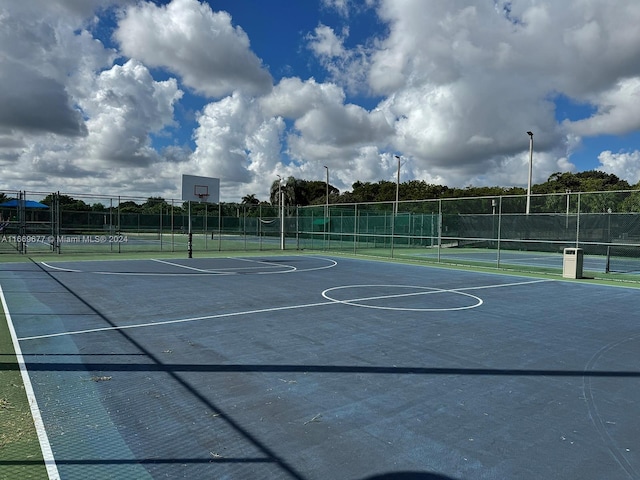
[40,262,81,272]
[232,256,339,274]
[18,300,334,341]
[18,278,552,341]
[0,285,60,480]
[322,285,483,311]
[455,279,552,291]
[151,258,224,273]
[233,257,297,272]
[39,256,337,276]
[157,258,289,273]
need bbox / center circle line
[321,284,483,312]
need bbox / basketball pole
[187,200,192,258]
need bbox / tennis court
[1,254,639,479]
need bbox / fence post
[353,204,358,254]
[437,199,442,263]
[171,199,175,252]
[497,196,503,268]
[576,193,581,248]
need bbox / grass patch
[0,304,47,479]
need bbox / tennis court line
[0,285,60,480]
[17,278,550,342]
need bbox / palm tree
[241,193,259,206]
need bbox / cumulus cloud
[81,59,183,166]
[261,77,345,119]
[2,58,184,195]
[306,24,370,95]
[114,0,272,98]
[598,150,640,184]
[0,60,87,137]
[1,0,640,202]
[355,0,640,188]
[0,0,116,138]
[563,78,640,136]
[260,77,394,184]
[191,94,256,183]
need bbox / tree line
[268,170,637,207]
[2,170,636,215]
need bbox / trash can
[563,248,583,279]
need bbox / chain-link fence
[0,191,291,255]
[1,189,639,279]
[297,190,640,279]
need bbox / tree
[349,181,382,203]
[620,191,640,212]
[41,194,91,211]
[118,201,141,213]
[536,171,631,194]
[141,197,170,214]
[270,177,336,207]
[241,194,260,206]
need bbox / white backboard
[181,174,220,204]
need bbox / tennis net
[605,245,640,273]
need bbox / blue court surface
[1,255,639,480]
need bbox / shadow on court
[2,359,639,378]
[362,473,458,480]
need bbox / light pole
[526,131,533,214]
[394,155,401,216]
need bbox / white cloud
[307,24,348,59]
[0,0,116,138]
[260,77,344,119]
[262,77,395,185]
[598,150,640,184]
[321,0,350,18]
[2,0,640,202]
[81,59,183,166]
[351,0,640,189]
[563,78,640,136]
[191,93,258,184]
[306,24,369,95]
[114,0,272,98]
[1,59,184,196]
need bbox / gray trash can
[563,248,583,279]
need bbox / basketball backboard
[181,174,220,204]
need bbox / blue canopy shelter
[0,199,49,209]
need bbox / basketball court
[1,254,639,479]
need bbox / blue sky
[1,0,640,202]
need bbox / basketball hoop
[193,184,209,203]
